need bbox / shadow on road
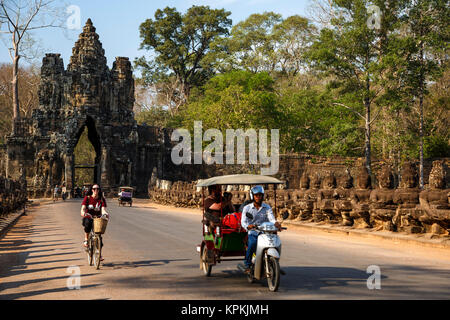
[0,284,101,300]
[0,273,97,292]
[102,259,190,269]
[280,266,379,291]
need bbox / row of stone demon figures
[0,176,28,216]
[279,161,449,236]
[148,160,449,236]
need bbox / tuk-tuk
[82,183,92,198]
[118,186,133,207]
[196,174,286,291]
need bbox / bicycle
[85,217,107,269]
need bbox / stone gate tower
[3,19,170,197]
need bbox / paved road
[0,199,449,300]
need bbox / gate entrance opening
[73,117,101,188]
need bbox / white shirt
[241,202,276,235]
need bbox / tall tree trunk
[12,32,20,134]
[364,76,372,177]
[12,54,20,120]
[418,46,424,189]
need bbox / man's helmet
[250,185,264,201]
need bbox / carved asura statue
[418,160,449,235]
[333,169,353,226]
[317,171,337,223]
[294,172,315,221]
[370,164,396,231]
[350,166,372,228]
[392,162,422,233]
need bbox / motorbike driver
[241,185,281,273]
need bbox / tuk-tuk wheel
[201,246,212,277]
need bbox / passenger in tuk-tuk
[222,192,235,215]
[118,188,132,200]
[204,185,233,233]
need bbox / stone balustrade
[0,176,27,217]
[148,161,449,236]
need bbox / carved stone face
[299,173,310,189]
[310,173,321,190]
[356,166,371,189]
[338,171,353,189]
[429,160,445,189]
[399,162,418,189]
[378,165,393,189]
[322,173,335,189]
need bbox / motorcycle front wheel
[266,256,280,292]
[247,267,255,284]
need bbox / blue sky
[0,0,311,70]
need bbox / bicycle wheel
[87,237,93,266]
[93,235,102,269]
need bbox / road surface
[0,199,449,299]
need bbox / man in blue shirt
[241,185,281,273]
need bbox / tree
[215,12,316,76]
[272,15,317,76]
[180,70,283,136]
[0,0,64,133]
[74,127,96,186]
[0,63,39,142]
[399,0,449,187]
[307,0,403,176]
[135,5,232,112]
[133,79,174,128]
[225,12,282,73]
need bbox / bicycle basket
[93,218,108,234]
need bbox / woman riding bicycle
[81,184,109,248]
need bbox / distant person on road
[62,184,67,200]
[53,185,59,201]
[81,184,109,252]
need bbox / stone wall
[0,176,27,217]
[148,159,450,236]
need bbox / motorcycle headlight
[259,222,277,232]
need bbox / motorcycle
[238,211,288,292]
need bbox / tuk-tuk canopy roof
[119,186,134,190]
[196,174,283,187]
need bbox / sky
[0,0,311,71]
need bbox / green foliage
[73,127,96,186]
[213,12,316,75]
[180,70,281,132]
[178,70,363,156]
[135,106,171,128]
[424,136,450,158]
[135,5,232,103]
